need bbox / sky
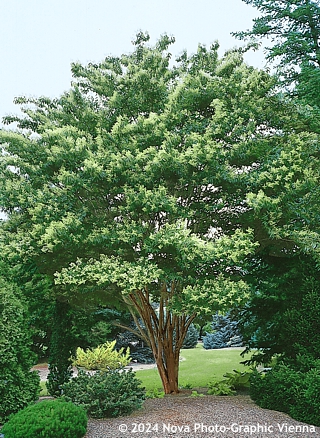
[0,0,266,126]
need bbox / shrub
[182,324,199,349]
[250,363,320,426]
[202,312,243,349]
[61,369,145,418]
[223,370,252,390]
[203,331,227,349]
[249,365,300,414]
[0,399,87,438]
[73,340,131,371]
[0,280,40,423]
[289,367,320,426]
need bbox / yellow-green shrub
[73,340,131,371]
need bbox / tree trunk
[126,284,196,394]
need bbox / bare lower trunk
[156,348,180,394]
[125,284,196,394]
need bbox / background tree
[232,0,320,366]
[234,0,320,86]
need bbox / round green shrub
[250,363,320,427]
[1,399,87,438]
[289,367,320,426]
[249,365,300,414]
[61,369,145,418]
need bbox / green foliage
[250,363,320,426]
[207,379,235,396]
[282,284,320,361]
[250,365,300,413]
[206,369,251,396]
[145,388,165,398]
[1,399,87,438]
[0,279,40,423]
[191,390,204,397]
[61,369,145,418]
[73,340,131,371]
[234,0,320,84]
[0,35,269,312]
[223,369,251,390]
[46,301,75,397]
[2,31,318,394]
[179,382,193,389]
[239,263,320,366]
[289,367,320,426]
[232,0,320,376]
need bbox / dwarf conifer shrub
[73,340,131,371]
[61,369,145,418]
[0,399,87,438]
[289,367,320,426]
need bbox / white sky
[0,0,266,125]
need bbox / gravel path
[33,362,157,381]
[84,395,320,438]
[33,364,320,437]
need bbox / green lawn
[135,344,252,391]
[39,381,48,396]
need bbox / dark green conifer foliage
[0,279,40,423]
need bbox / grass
[39,381,48,396]
[135,344,252,391]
